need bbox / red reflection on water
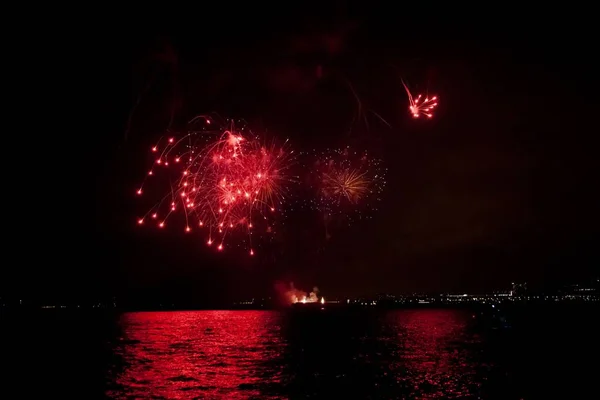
[390,310,481,398]
[107,311,284,399]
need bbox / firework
[303,146,386,228]
[402,80,438,118]
[136,116,295,255]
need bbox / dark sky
[5,6,599,303]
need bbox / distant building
[511,282,527,296]
[565,282,598,296]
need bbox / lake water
[2,307,598,398]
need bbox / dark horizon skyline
[3,7,599,302]
[2,275,599,308]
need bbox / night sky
[5,6,599,304]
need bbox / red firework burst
[402,80,438,118]
[136,117,295,255]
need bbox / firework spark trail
[322,168,369,204]
[344,79,392,133]
[124,42,180,142]
[136,116,296,255]
[401,80,438,119]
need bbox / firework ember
[136,116,295,255]
[303,146,386,226]
[402,80,438,118]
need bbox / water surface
[4,307,598,399]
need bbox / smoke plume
[275,282,320,305]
